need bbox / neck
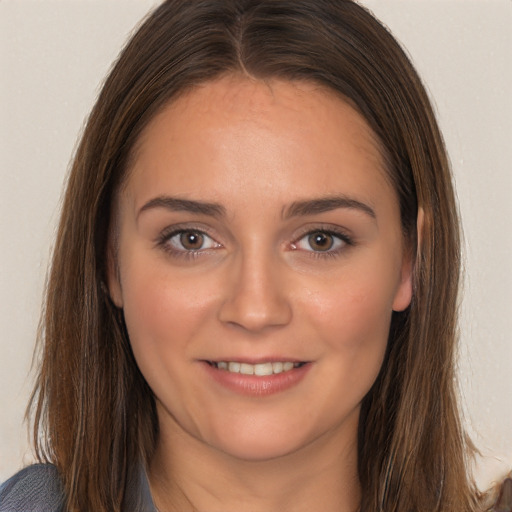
[149,409,361,512]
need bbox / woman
[0,0,510,511]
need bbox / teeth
[239,363,254,375]
[272,362,284,374]
[213,361,302,375]
[254,363,273,376]
[228,362,240,373]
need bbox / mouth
[206,361,307,376]
[202,359,312,396]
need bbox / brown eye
[179,231,204,250]
[307,232,334,251]
[164,229,220,254]
[158,229,222,257]
[293,229,349,255]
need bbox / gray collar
[124,464,158,512]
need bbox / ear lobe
[392,207,424,312]
[106,245,123,308]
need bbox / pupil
[309,232,333,251]
[181,232,203,249]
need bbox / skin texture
[108,75,413,512]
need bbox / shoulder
[0,463,64,512]
[493,476,512,512]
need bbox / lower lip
[201,362,312,396]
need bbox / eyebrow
[283,196,376,219]
[137,196,226,219]
[137,194,376,221]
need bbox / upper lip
[202,357,309,364]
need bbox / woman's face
[108,76,412,462]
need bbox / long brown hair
[30,1,484,510]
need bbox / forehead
[124,75,394,214]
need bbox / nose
[218,250,293,333]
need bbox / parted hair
[31,1,485,510]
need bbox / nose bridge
[218,242,292,331]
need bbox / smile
[203,360,312,396]
[209,361,305,376]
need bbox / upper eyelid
[292,224,353,242]
[157,223,219,240]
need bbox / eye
[293,230,349,253]
[164,229,220,253]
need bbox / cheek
[303,263,398,387]
[309,267,396,343]
[119,260,218,373]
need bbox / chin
[203,405,362,465]
[200,415,325,463]
[212,435,306,463]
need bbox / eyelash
[292,227,354,259]
[155,226,354,260]
[156,226,220,260]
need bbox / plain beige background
[1,0,511,487]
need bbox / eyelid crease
[156,222,219,240]
[291,224,354,243]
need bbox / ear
[106,241,124,308]
[392,252,413,312]
[392,207,424,312]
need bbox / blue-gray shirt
[0,463,157,511]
